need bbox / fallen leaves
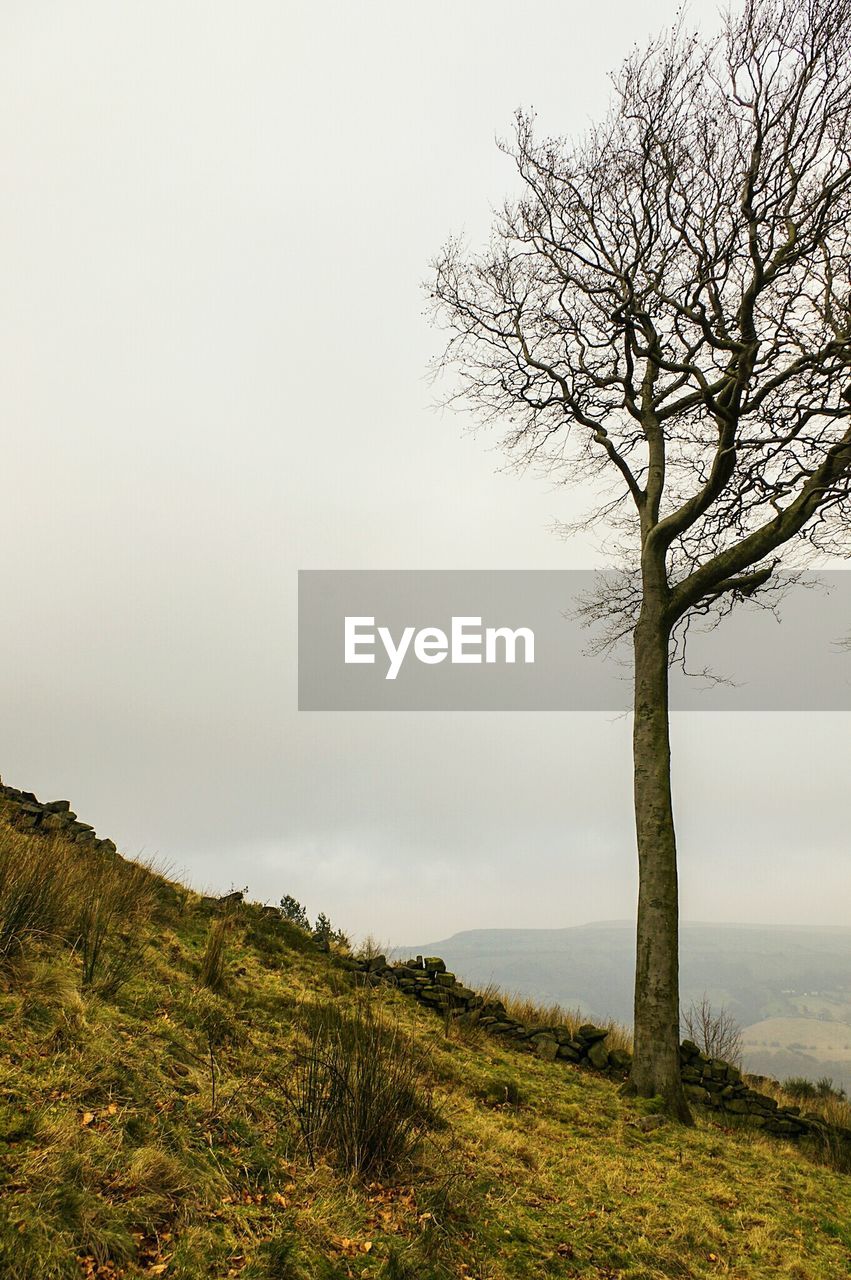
[330,1235,374,1257]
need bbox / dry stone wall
[347,951,851,1153]
[0,778,117,855]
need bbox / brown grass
[495,986,633,1054]
[0,824,156,995]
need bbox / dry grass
[0,825,156,996]
[495,986,633,1054]
[198,913,231,992]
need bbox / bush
[681,994,743,1065]
[784,1076,818,1101]
[284,997,435,1177]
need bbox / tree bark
[627,607,693,1123]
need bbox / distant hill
[400,921,851,1090]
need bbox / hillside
[402,924,851,1092]
[2,794,851,1278]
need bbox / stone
[608,1048,632,1071]
[424,957,446,974]
[683,1084,712,1105]
[435,972,456,987]
[418,985,449,1004]
[680,1040,701,1059]
[768,1119,797,1135]
[44,800,71,813]
[531,1034,559,1061]
[577,1024,608,1044]
[587,1040,609,1070]
[637,1115,665,1133]
[557,1044,581,1062]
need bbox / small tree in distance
[682,994,743,1066]
[280,895,310,930]
[432,0,851,1119]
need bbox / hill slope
[1,801,851,1278]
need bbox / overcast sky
[1,1,848,942]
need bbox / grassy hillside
[2,822,851,1278]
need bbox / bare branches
[430,0,851,628]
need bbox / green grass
[1,826,851,1277]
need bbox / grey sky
[1,1,848,942]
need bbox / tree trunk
[627,610,692,1123]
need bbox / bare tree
[682,994,743,1066]
[431,0,851,1119]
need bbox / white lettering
[485,626,535,664]
[378,625,415,680]
[344,617,375,664]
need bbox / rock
[680,1040,701,1059]
[768,1119,797,1135]
[435,972,456,987]
[44,800,71,813]
[424,957,446,974]
[683,1084,712,1105]
[219,890,244,906]
[418,985,449,1004]
[453,985,476,1002]
[637,1115,665,1133]
[608,1048,632,1071]
[722,1098,751,1114]
[577,1024,608,1044]
[531,1034,560,1061]
[557,1044,581,1061]
[587,1040,609,1070]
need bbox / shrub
[284,997,435,1177]
[784,1076,818,1101]
[681,994,743,1065]
[816,1076,847,1101]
